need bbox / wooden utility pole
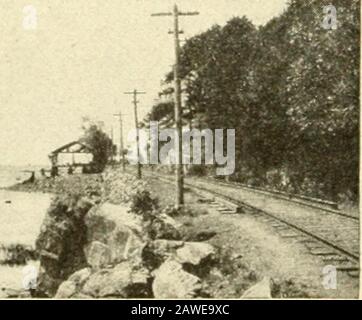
[113,112,126,171]
[110,126,114,163]
[124,89,146,179]
[152,5,199,208]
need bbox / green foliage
[130,190,159,221]
[81,123,114,173]
[160,205,200,218]
[148,101,174,123]
[145,3,359,201]
[279,0,360,199]
[187,164,208,177]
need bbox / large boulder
[142,240,216,273]
[81,261,151,298]
[142,240,184,269]
[0,288,31,299]
[56,262,151,299]
[55,268,92,299]
[147,214,183,240]
[85,203,145,267]
[34,196,93,297]
[55,281,77,299]
[175,242,216,266]
[152,259,202,299]
[84,241,112,269]
[241,277,272,299]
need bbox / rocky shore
[6,173,104,197]
[3,168,306,299]
[1,169,263,298]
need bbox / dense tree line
[145,0,359,201]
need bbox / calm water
[0,165,51,188]
[0,165,51,246]
[0,190,51,246]
[0,166,51,295]
[0,166,24,188]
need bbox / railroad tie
[280,233,301,239]
[270,223,284,227]
[219,208,236,214]
[322,255,349,263]
[336,266,360,272]
[309,249,338,256]
[304,243,326,251]
[273,225,290,231]
[209,202,221,207]
[347,270,360,278]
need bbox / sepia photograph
[0,0,360,302]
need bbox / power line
[124,89,146,179]
[113,111,129,171]
[110,126,114,163]
[151,4,199,209]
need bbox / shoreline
[0,190,52,298]
[0,190,51,248]
[0,170,359,299]
[3,173,104,197]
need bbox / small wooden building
[48,141,94,176]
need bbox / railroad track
[145,171,359,277]
[205,177,357,220]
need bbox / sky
[0,0,288,166]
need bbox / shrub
[187,165,207,177]
[130,190,159,221]
[161,205,200,218]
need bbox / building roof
[49,141,94,157]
